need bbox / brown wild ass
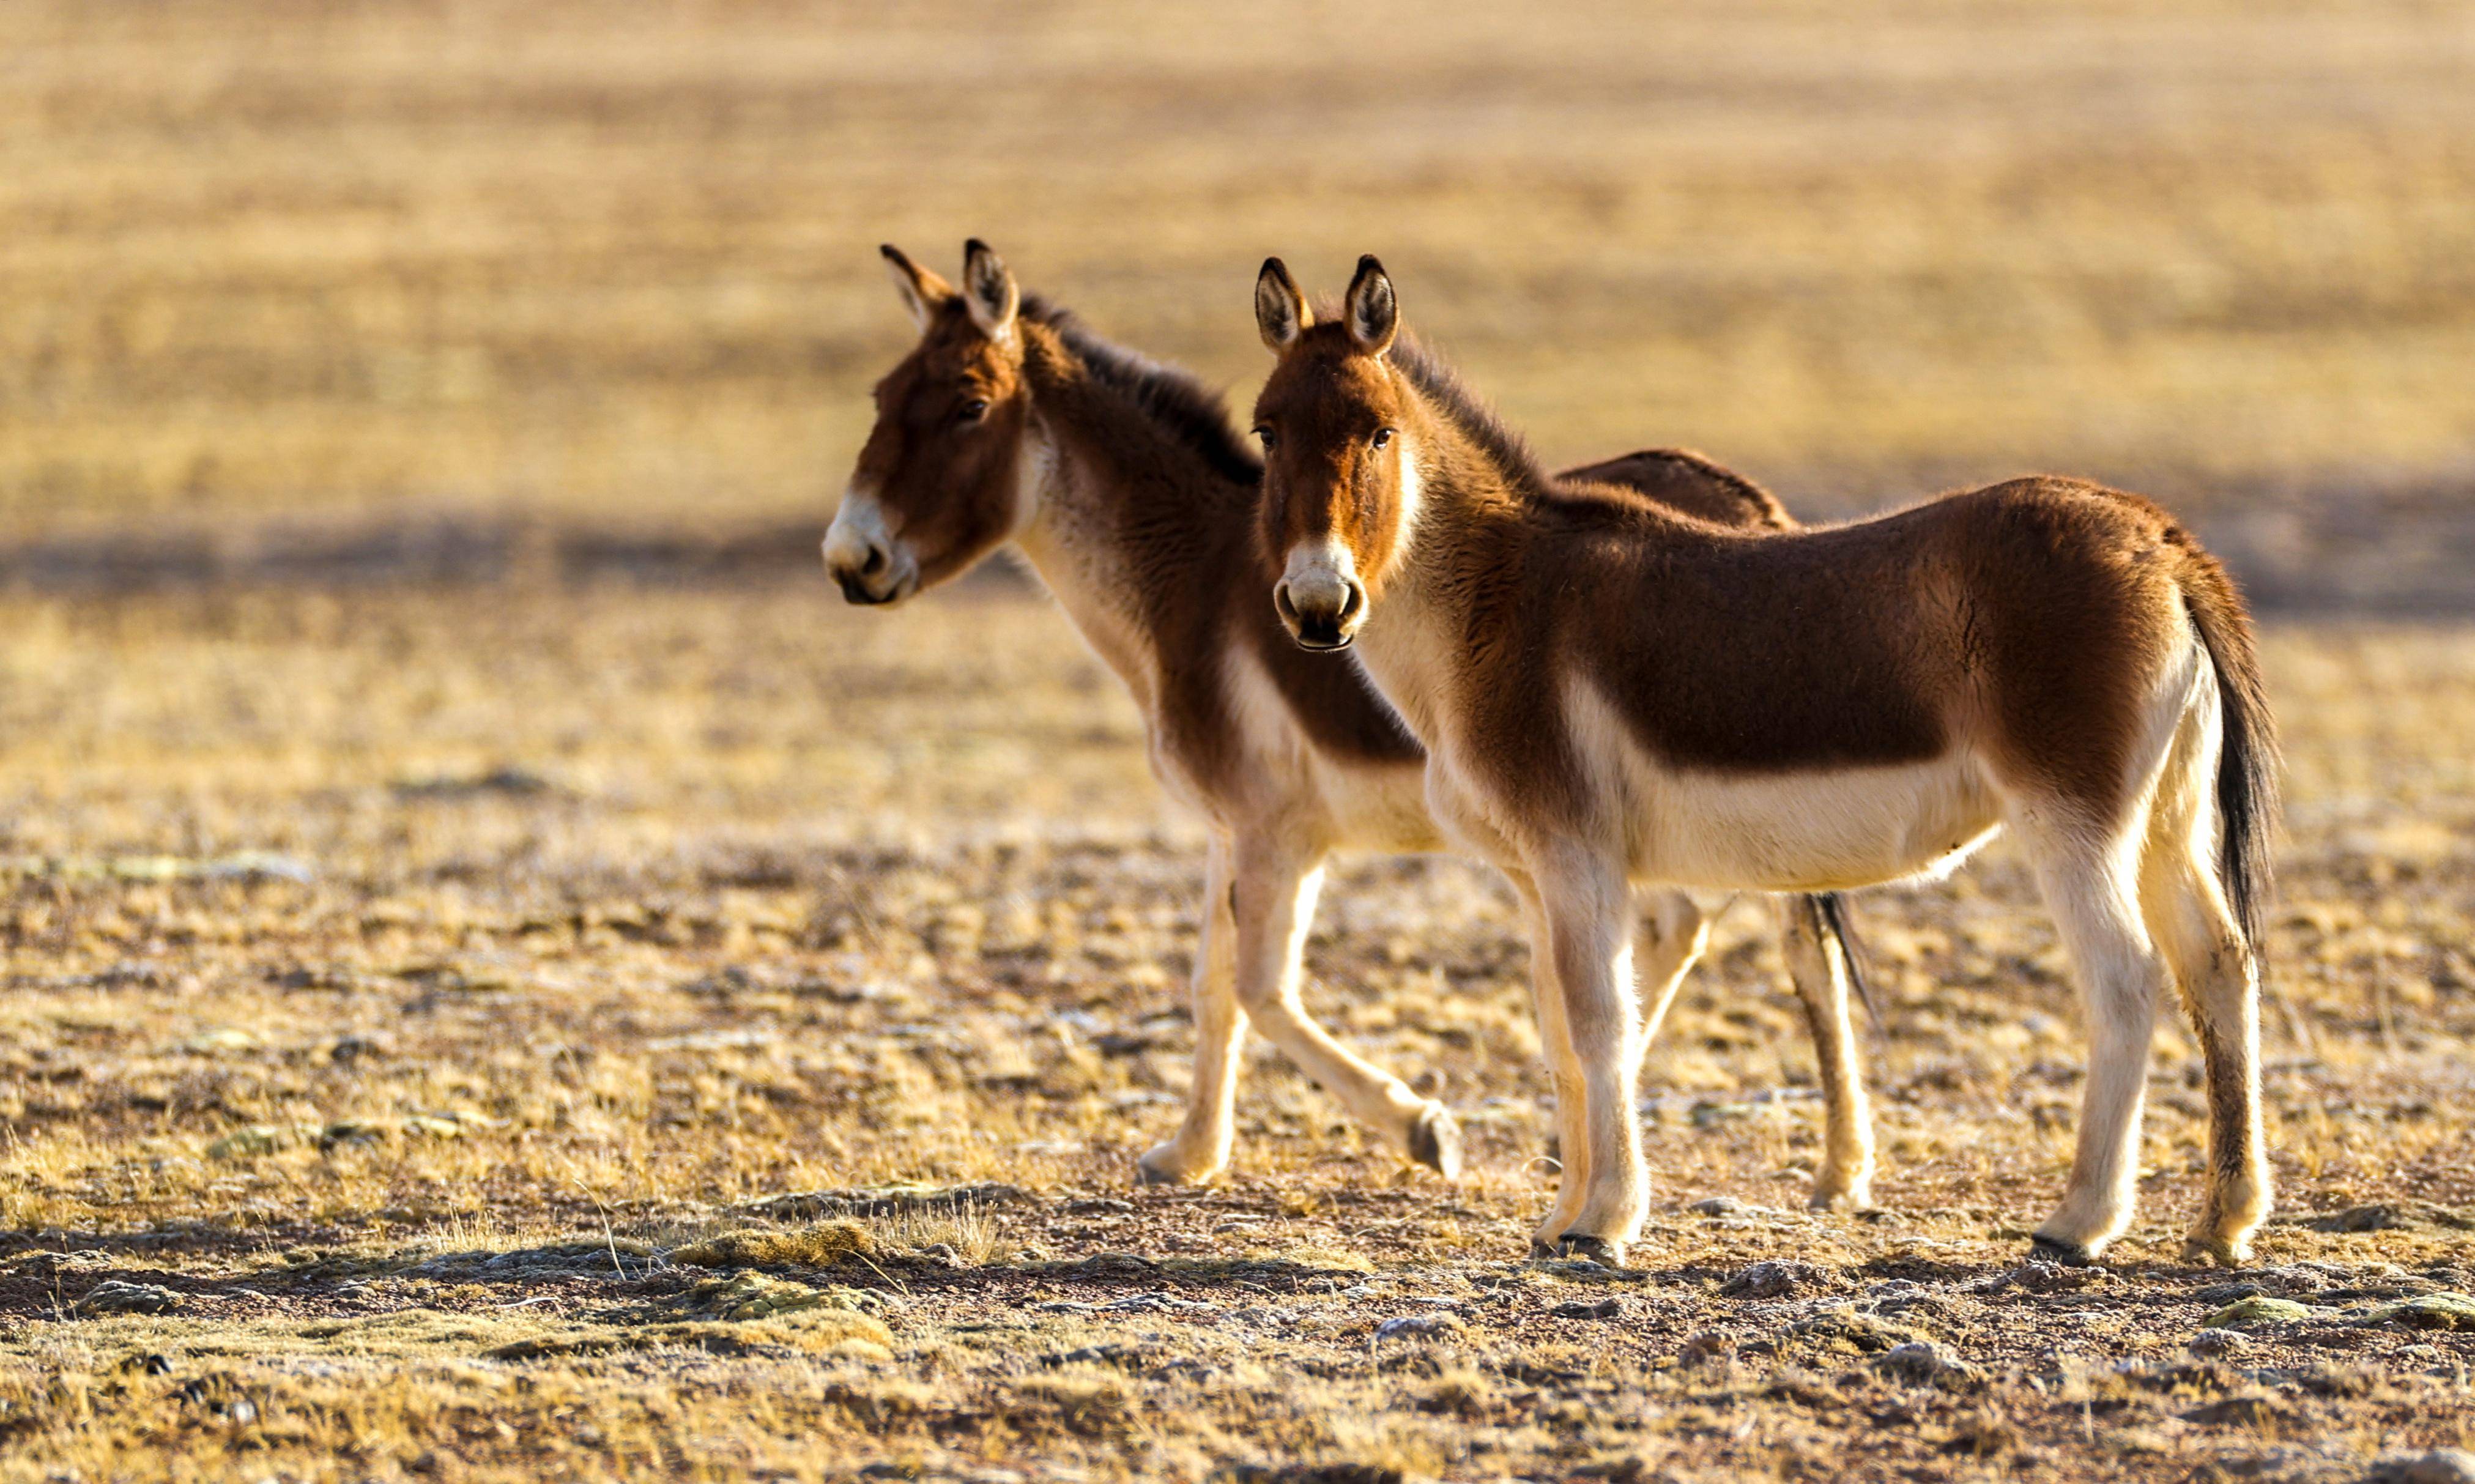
[1251,256,2278,1266]
[825,242,1880,1204]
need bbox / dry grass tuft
[670,1221,881,1271]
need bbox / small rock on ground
[2205,1295,2326,1329]
[2001,1258,2110,1294]
[1721,1259,1828,1299]
[2367,1449,2475,1484]
[2366,1294,2475,1332]
[77,1280,185,1316]
[1373,1313,1466,1342]
[2189,1327,2253,1360]
[1872,1340,1978,1387]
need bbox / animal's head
[823,240,1034,606]
[1250,255,1416,651]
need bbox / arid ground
[4,584,2475,1482]
[6,2,2475,1481]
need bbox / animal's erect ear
[1255,258,1310,352]
[881,244,954,333]
[960,239,1020,344]
[1345,254,1397,357]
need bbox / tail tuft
[2178,547,2280,949]
[1806,892,1881,1032]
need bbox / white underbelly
[1628,757,2003,891]
[1562,673,2005,892]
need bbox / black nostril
[1338,584,1364,623]
[1274,584,1299,625]
[859,546,886,577]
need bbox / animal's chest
[1319,755,1443,853]
[1416,751,1528,873]
[1174,642,1443,852]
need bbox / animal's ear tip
[1260,256,1286,276]
[1356,253,1386,276]
[880,243,901,259]
[965,237,995,259]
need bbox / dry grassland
[3,584,2475,1482]
[6,1,2475,1480]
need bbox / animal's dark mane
[1391,330,1752,527]
[1020,296,1263,487]
[1385,330,1553,500]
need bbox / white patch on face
[1280,536,1359,615]
[821,485,919,603]
[1012,419,1055,532]
[822,484,889,569]
[1390,432,1423,562]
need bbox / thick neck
[1346,393,1522,746]
[1001,321,1256,699]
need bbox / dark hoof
[1529,1237,1560,1260]
[1134,1162,1180,1187]
[1556,1234,1623,1266]
[2029,1234,2095,1267]
[1408,1103,1463,1180]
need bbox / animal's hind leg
[1225,837,1461,1179]
[1633,890,1709,1055]
[1138,836,1247,1185]
[2145,851,2271,1264]
[1778,896,1877,1211]
[2141,715,2271,1264]
[2024,823,2170,1264]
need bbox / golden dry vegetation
[4,0,2474,543]
[6,588,2475,1483]
[6,2,2475,1482]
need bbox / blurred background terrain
[4,0,2472,603]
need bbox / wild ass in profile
[1250,256,2278,1266]
[825,242,1878,1208]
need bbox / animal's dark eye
[1371,428,1394,450]
[958,398,990,423]
[1255,426,1277,450]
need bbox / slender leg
[1228,838,1460,1176]
[1778,896,1878,1210]
[1633,890,1708,1058]
[1513,877,1591,1254]
[2144,851,2271,1264]
[2140,711,2271,1264]
[1538,856,1648,1261]
[2026,826,2169,1263]
[1138,836,1247,1185]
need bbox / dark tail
[2178,546,2280,949]
[1805,892,1881,1032]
